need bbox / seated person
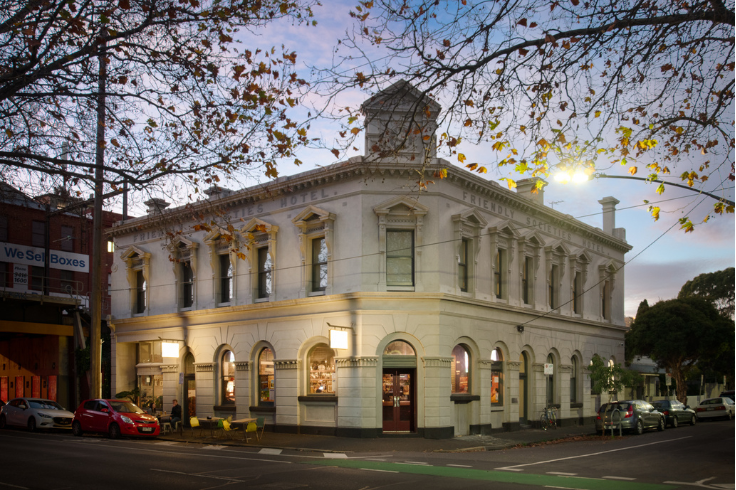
[170,399,182,426]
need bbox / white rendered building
[109,82,631,438]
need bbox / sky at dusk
[124,2,736,317]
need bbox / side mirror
[101,408,108,413]
[19,405,27,410]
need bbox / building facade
[0,184,119,409]
[109,84,631,437]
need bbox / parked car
[695,397,735,421]
[0,398,74,431]
[651,400,697,428]
[73,399,160,439]
[595,400,666,435]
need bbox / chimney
[598,196,619,235]
[515,177,546,206]
[204,185,232,200]
[144,198,170,215]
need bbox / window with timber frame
[374,196,428,292]
[292,205,335,297]
[452,209,487,297]
[121,246,151,316]
[241,218,278,303]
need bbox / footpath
[157,423,599,454]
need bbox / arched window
[546,353,555,406]
[451,345,470,393]
[570,356,578,403]
[258,348,275,406]
[383,341,415,356]
[308,344,335,394]
[221,351,235,405]
[491,348,504,406]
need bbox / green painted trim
[382,355,416,368]
[304,460,675,490]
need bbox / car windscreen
[109,401,145,414]
[29,400,63,410]
[651,402,667,409]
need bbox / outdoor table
[201,417,223,437]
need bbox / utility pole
[90,30,107,398]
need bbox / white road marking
[150,469,244,482]
[664,477,734,489]
[361,469,399,474]
[603,476,636,480]
[396,462,430,466]
[202,445,226,450]
[259,448,282,455]
[545,486,584,490]
[495,468,523,471]
[547,472,577,476]
[0,482,29,489]
[447,464,472,468]
[498,436,691,470]
[324,453,348,459]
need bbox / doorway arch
[382,340,416,433]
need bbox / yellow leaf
[594,110,601,118]
[458,153,467,163]
[350,127,361,135]
[536,138,549,147]
[628,166,637,175]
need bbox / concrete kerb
[156,433,353,454]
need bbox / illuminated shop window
[451,344,470,394]
[308,344,335,394]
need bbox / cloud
[623,258,734,316]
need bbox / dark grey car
[651,400,697,428]
[595,400,666,435]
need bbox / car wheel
[690,415,697,426]
[635,420,644,435]
[671,416,678,428]
[108,423,121,439]
[72,421,83,437]
[726,411,733,421]
[27,417,36,432]
[0,415,6,429]
[657,417,665,431]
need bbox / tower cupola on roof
[360,80,441,163]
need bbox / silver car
[0,398,74,431]
[595,400,666,435]
[695,397,735,421]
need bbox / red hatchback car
[73,399,160,438]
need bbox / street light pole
[90,31,107,399]
[595,173,734,207]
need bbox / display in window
[259,348,274,404]
[309,345,336,394]
[451,345,469,394]
[491,370,504,405]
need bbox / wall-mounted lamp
[327,322,351,349]
[516,325,525,333]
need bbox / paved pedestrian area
[157,423,600,454]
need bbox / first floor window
[222,350,235,404]
[602,281,610,319]
[259,348,274,405]
[458,238,469,292]
[32,221,45,247]
[31,266,44,291]
[573,272,581,314]
[308,345,335,394]
[60,225,74,252]
[219,254,232,304]
[549,264,558,309]
[181,260,193,308]
[311,237,328,292]
[494,249,506,299]
[257,247,272,299]
[135,270,146,313]
[522,256,532,304]
[386,230,414,286]
[451,344,470,394]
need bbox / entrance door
[519,352,528,423]
[382,369,414,432]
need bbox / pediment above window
[292,205,335,233]
[374,196,429,217]
[120,245,150,261]
[452,208,488,228]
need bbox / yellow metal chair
[189,416,203,437]
[244,421,258,443]
[255,417,266,441]
[221,419,239,439]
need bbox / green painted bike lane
[305,459,678,490]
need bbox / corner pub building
[109,82,631,438]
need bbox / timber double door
[382,369,415,432]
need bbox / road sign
[544,363,553,375]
